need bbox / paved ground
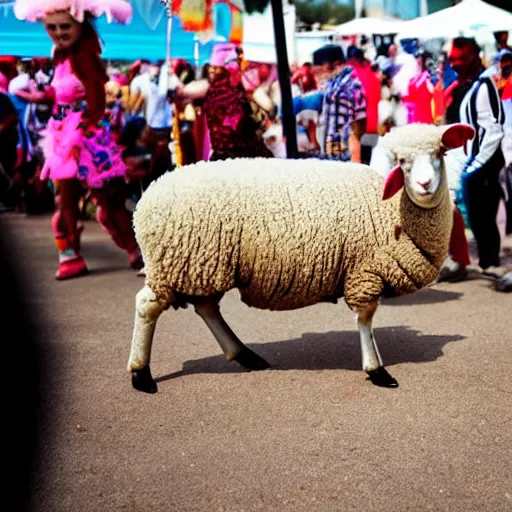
[2,213,512,512]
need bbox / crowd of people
[0,0,510,291]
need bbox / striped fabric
[459,73,505,173]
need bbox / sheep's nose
[417,179,432,191]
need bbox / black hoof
[132,366,158,394]
[233,347,271,371]
[367,367,399,388]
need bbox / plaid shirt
[321,66,367,159]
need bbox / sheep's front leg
[357,301,398,388]
[127,285,163,394]
[194,298,270,371]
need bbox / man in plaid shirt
[313,45,367,162]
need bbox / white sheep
[127,123,475,393]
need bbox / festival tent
[395,0,512,41]
[295,30,339,66]
[0,0,238,63]
[242,2,296,64]
[334,17,405,36]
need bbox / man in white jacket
[453,38,506,274]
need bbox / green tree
[294,0,355,27]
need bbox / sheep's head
[381,123,475,208]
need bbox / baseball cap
[312,45,345,66]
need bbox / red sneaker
[55,256,88,280]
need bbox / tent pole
[270,0,297,159]
[166,16,173,74]
[164,6,177,169]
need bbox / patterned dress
[202,68,272,161]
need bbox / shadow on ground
[382,287,463,306]
[156,326,465,383]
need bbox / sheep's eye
[398,158,406,166]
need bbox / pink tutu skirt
[40,103,127,189]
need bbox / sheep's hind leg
[194,297,270,371]
[127,285,163,394]
[357,301,398,388]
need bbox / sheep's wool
[134,157,452,312]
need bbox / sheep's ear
[382,165,404,200]
[441,124,475,150]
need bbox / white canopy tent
[334,17,405,36]
[395,0,512,41]
[295,31,340,65]
[242,2,296,64]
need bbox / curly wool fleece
[380,123,447,162]
[134,157,452,312]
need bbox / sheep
[370,132,470,202]
[127,123,475,394]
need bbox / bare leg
[57,178,82,244]
[90,186,143,269]
[53,179,88,279]
[193,297,270,371]
[128,286,163,393]
[357,301,398,388]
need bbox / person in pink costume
[405,50,436,124]
[13,0,143,280]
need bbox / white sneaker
[437,255,468,283]
[480,266,508,279]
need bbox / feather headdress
[14,0,133,24]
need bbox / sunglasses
[45,23,72,32]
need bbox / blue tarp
[0,0,234,64]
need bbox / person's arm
[307,120,320,150]
[158,65,174,98]
[465,78,504,173]
[348,81,367,163]
[130,77,140,96]
[178,79,209,100]
[349,119,367,163]
[12,87,54,104]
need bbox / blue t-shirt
[293,91,323,115]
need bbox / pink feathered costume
[40,58,127,188]
[14,0,143,278]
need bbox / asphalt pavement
[2,213,511,512]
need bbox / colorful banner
[179,0,213,32]
[228,2,243,44]
[162,0,243,43]
[168,0,183,15]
